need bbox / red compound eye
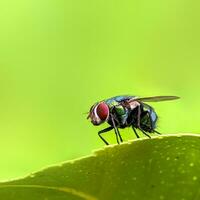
[96,102,109,121]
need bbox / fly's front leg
[110,115,123,144]
[98,127,113,145]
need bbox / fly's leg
[111,115,123,144]
[139,128,151,138]
[135,105,150,138]
[129,105,142,139]
[118,131,123,143]
[133,104,143,130]
[147,107,161,136]
[132,125,140,138]
[98,127,113,145]
[137,104,141,128]
[154,130,161,135]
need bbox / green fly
[87,95,180,145]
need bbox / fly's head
[87,101,110,125]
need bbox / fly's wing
[128,96,180,103]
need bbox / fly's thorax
[128,101,140,110]
[111,104,129,126]
[114,104,126,115]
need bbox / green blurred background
[0,0,199,180]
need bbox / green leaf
[1,134,200,200]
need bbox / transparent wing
[129,96,180,102]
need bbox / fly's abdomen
[140,109,158,132]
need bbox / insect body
[87,95,180,145]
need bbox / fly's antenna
[83,112,90,119]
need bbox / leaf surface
[1,134,200,200]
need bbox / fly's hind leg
[134,105,151,138]
[154,130,162,135]
[98,127,113,145]
[132,125,140,138]
[139,128,151,138]
[148,110,161,136]
[145,104,160,136]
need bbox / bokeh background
[0,0,199,180]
